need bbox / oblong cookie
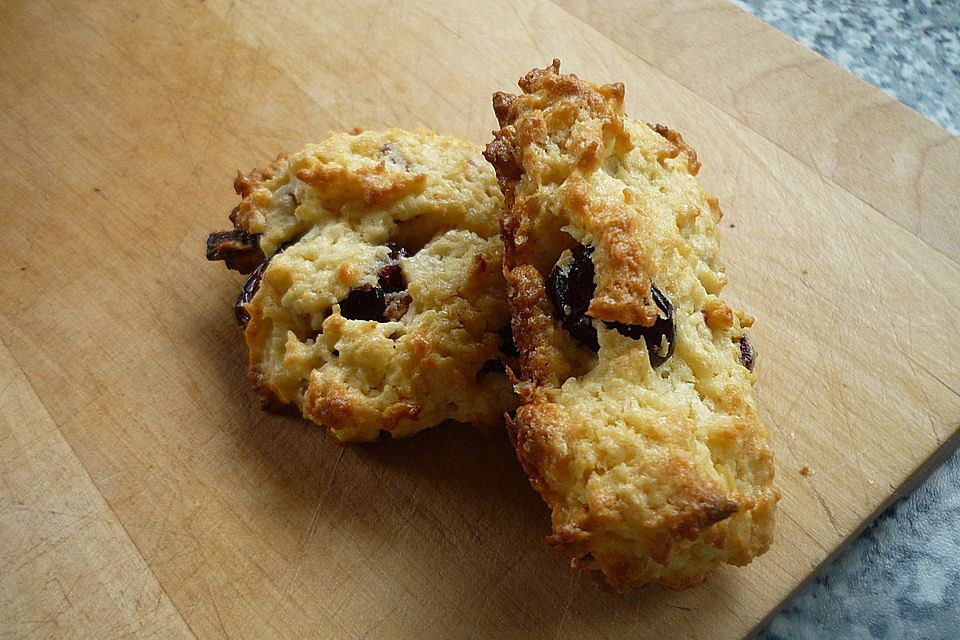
[485,62,778,591]
[208,128,516,442]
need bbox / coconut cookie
[207,128,516,442]
[485,61,778,591]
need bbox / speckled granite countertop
[729,1,960,638]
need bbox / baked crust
[486,61,778,591]
[210,128,516,442]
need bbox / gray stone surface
[733,0,959,135]
[758,454,960,639]
[729,1,960,637]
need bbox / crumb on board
[799,465,813,476]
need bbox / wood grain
[553,0,960,264]
[0,341,194,639]
[0,1,957,638]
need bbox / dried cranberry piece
[235,241,295,327]
[378,263,405,294]
[546,244,600,351]
[739,333,755,371]
[380,243,408,292]
[386,242,407,260]
[339,242,410,322]
[235,261,267,326]
[607,286,675,368]
[546,243,676,367]
[339,286,387,321]
[478,358,506,375]
[498,323,520,357]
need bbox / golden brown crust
[652,123,702,176]
[234,154,289,198]
[703,298,734,331]
[294,160,428,208]
[505,265,587,388]
[486,62,778,592]
[486,61,658,328]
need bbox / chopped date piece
[739,332,756,372]
[547,243,676,367]
[206,229,264,274]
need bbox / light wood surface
[1,1,957,638]
[556,0,960,264]
[0,341,194,639]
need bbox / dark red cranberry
[546,244,600,351]
[377,263,405,293]
[386,242,407,260]
[235,241,295,327]
[607,286,675,368]
[379,243,408,293]
[339,286,387,321]
[478,358,506,375]
[546,243,675,367]
[235,261,267,326]
[498,323,520,357]
[338,242,411,322]
[739,333,755,371]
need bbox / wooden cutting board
[2,1,958,638]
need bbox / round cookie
[207,128,516,442]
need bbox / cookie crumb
[799,465,813,476]
[728,223,735,228]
